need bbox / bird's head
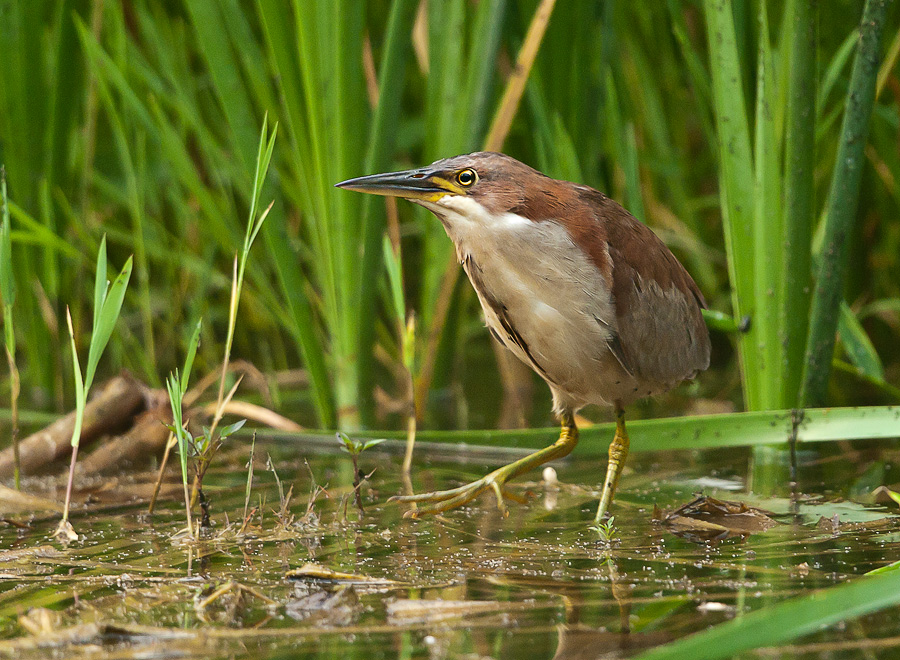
[335,152,550,222]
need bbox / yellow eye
[456,168,477,187]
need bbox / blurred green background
[0,0,898,433]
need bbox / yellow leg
[391,411,579,518]
[594,407,630,523]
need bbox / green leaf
[701,309,742,334]
[165,372,189,487]
[84,254,133,392]
[0,168,15,310]
[818,29,858,114]
[361,438,386,452]
[302,406,900,458]
[838,302,885,380]
[867,560,900,576]
[65,308,85,449]
[7,201,81,260]
[635,567,900,660]
[183,0,258,174]
[92,235,108,337]
[382,235,406,326]
[219,419,247,439]
[180,319,202,396]
[246,115,278,250]
[336,431,358,454]
[859,297,900,319]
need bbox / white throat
[417,195,532,246]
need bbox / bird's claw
[390,472,515,518]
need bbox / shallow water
[1,433,899,659]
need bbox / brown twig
[199,400,302,432]
[0,374,144,478]
[81,401,171,474]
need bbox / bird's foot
[389,466,520,518]
[391,413,580,519]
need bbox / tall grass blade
[92,236,108,350]
[382,235,406,325]
[781,0,816,407]
[0,168,18,488]
[484,0,556,151]
[183,1,258,173]
[752,2,784,408]
[703,0,761,409]
[0,169,14,312]
[801,0,890,406]
[356,0,418,425]
[262,222,336,427]
[212,117,277,441]
[7,202,82,259]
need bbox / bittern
[336,152,710,522]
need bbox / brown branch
[0,374,144,478]
[80,399,171,475]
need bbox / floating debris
[654,495,778,543]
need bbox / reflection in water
[1,437,899,658]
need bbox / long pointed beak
[335,167,451,201]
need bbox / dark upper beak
[334,166,450,201]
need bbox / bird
[336,152,710,523]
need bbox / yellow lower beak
[335,167,453,202]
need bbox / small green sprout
[591,515,618,543]
[55,236,132,542]
[337,432,385,514]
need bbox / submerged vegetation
[0,0,899,658]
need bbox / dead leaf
[654,495,778,544]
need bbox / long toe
[401,484,491,518]
[389,479,487,505]
[390,478,495,517]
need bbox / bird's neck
[418,195,534,248]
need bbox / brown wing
[505,172,710,384]
[593,192,710,383]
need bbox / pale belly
[452,215,652,411]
